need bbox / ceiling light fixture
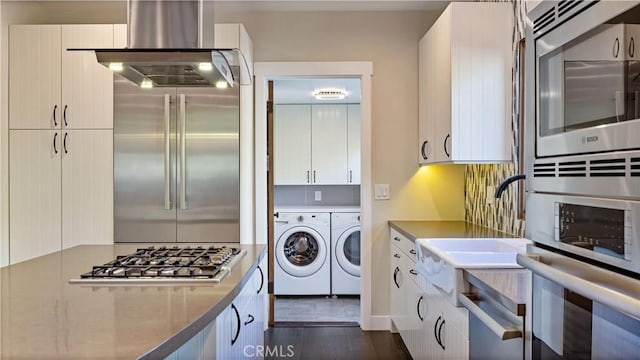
[109,62,123,72]
[215,80,229,89]
[313,88,346,100]
[198,62,213,72]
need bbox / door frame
[254,61,374,329]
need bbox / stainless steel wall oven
[523,2,640,359]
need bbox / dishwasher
[460,271,525,360]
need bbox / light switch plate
[375,184,390,200]
[314,191,322,201]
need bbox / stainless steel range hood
[72,0,248,88]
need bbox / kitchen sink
[415,238,531,305]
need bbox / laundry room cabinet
[274,103,360,185]
[8,24,124,264]
[418,2,513,165]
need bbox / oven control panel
[554,203,631,260]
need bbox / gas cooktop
[69,245,246,284]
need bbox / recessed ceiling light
[313,88,346,100]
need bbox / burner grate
[78,246,242,280]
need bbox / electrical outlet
[314,191,322,201]
[375,184,390,200]
[486,186,495,206]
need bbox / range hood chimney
[73,0,247,88]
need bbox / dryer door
[276,226,328,277]
[336,226,361,277]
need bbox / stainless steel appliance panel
[128,0,201,49]
[114,78,177,242]
[526,192,640,274]
[176,86,240,243]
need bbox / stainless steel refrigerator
[113,77,240,243]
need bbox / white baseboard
[362,315,390,331]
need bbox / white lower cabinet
[389,229,469,360]
[166,263,266,359]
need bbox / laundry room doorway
[255,62,373,328]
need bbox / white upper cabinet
[274,104,312,185]
[347,104,361,184]
[9,25,62,130]
[418,2,513,164]
[274,104,358,185]
[311,104,349,185]
[61,25,115,129]
[10,24,123,130]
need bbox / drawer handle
[458,293,523,341]
[231,303,241,346]
[244,314,255,326]
[393,237,401,242]
[409,269,418,276]
[257,266,264,294]
[434,316,441,346]
[393,267,400,288]
[393,253,401,258]
[409,249,416,255]
[417,295,425,321]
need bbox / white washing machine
[331,212,361,295]
[274,212,331,295]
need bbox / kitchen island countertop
[388,220,513,243]
[0,243,266,359]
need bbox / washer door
[276,226,327,277]
[336,226,361,277]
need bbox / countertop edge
[388,221,418,242]
[138,246,267,359]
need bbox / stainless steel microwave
[525,1,640,200]
[531,1,640,158]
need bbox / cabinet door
[434,9,453,162]
[405,278,428,359]
[311,104,349,184]
[564,24,626,61]
[9,130,62,264]
[274,104,312,185]
[418,30,436,164]
[9,25,62,130]
[61,25,115,129]
[390,246,406,332]
[61,130,113,249]
[347,104,361,184]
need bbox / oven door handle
[517,254,640,320]
[458,293,522,340]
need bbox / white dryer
[331,212,361,295]
[274,212,331,295]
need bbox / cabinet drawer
[390,228,417,262]
[398,249,420,288]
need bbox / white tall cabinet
[8,24,123,264]
[274,103,360,185]
[418,2,513,164]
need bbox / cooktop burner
[70,246,246,284]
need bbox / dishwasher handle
[458,293,522,340]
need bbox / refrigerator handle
[164,94,171,210]
[178,93,187,210]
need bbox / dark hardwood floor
[264,326,412,360]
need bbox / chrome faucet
[495,174,526,198]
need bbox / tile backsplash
[465,164,524,237]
